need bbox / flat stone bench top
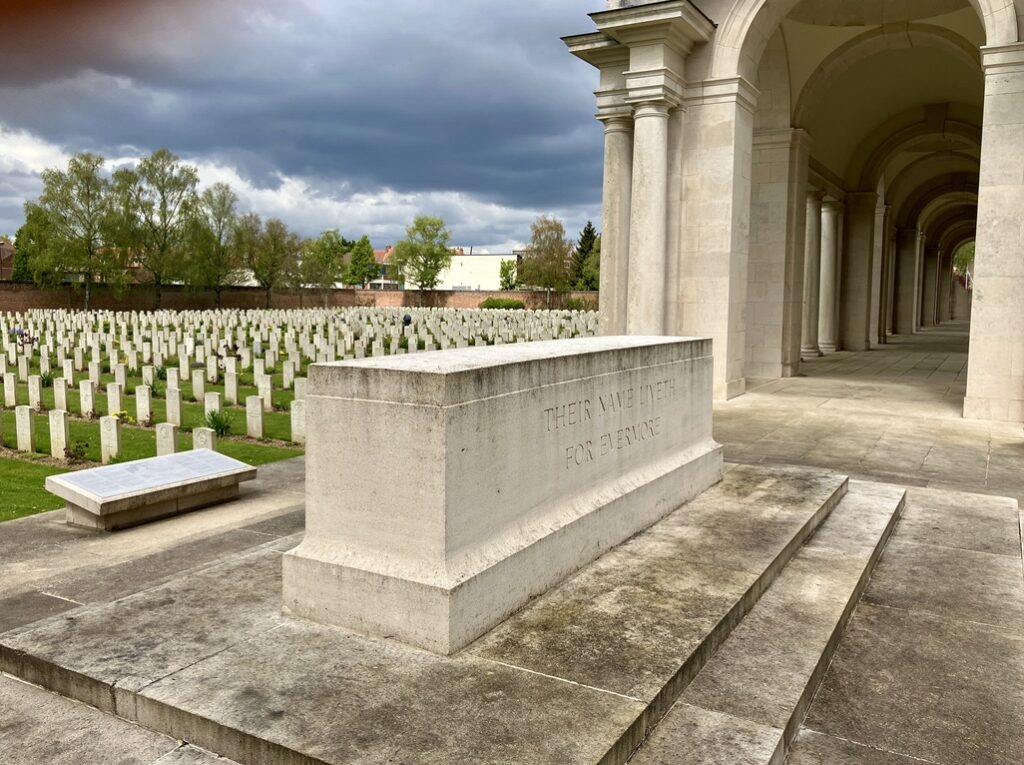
[45,451,257,516]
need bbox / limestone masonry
[283,336,723,653]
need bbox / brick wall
[0,283,598,313]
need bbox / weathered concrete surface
[0,674,237,765]
[790,485,1024,765]
[0,464,846,765]
[629,481,906,764]
[286,336,722,653]
[0,457,304,627]
[470,464,847,703]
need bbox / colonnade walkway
[717,321,1024,765]
[716,321,1021,500]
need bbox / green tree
[110,148,199,308]
[22,152,123,308]
[303,229,347,305]
[238,215,300,308]
[345,235,379,287]
[518,215,571,304]
[499,258,518,291]
[569,220,597,288]
[185,182,241,306]
[390,216,452,290]
[580,234,600,291]
[953,241,975,274]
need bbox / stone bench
[45,451,257,531]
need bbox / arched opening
[731,1,990,414]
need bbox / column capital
[807,189,826,203]
[631,101,672,119]
[597,110,634,132]
[822,199,843,214]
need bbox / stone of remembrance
[284,336,723,654]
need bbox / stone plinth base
[283,336,723,654]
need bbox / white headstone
[79,380,96,418]
[224,371,239,405]
[27,374,42,411]
[290,399,306,445]
[191,369,206,402]
[204,391,222,417]
[15,405,35,452]
[106,382,123,416]
[99,415,121,464]
[245,396,263,439]
[49,409,70,459]
[156,422,178,456]
[54,377,68,411]
[136,385,152,426]
[166,387,182,426]
[193,426,217,451]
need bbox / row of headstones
[2,307,599,373]
[3,400,305,465]
[3,381,306,451]
[3,406,216,463]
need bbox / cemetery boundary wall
[0,283,598,312]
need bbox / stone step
[0,464,850,765]
[626,480,907,765]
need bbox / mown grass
[0,457,68,522]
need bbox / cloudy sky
[0,0,604,251]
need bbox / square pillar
[894,229,922,335]
[747,128,812,378]
[677,77,758,399]
[839,192,878,351]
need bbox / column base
[800,345,823,358]
[819,343,838,354]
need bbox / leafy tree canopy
[390,216,452,290]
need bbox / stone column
[801,190,824,356]
[818,200,842,353]
[937,253,955,323]
[626,101,671,335]
[599,115,633,335]
[894,229,921,335]
[920,249,939,328]
[839,192,878,351]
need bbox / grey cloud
[0,0,605,243]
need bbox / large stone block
[283,336,723,654]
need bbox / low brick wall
[0,282,598,312]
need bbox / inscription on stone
[549,376,677,470]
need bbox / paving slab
[787,730,924,765]
[0,464,848,765]
[629,482,906,765]
[890,486,1020,556]
[0,673,184,765]
[804,603,1024,765]
[863,538,1024,631]
[469,464,847,702]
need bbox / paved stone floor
[715,323,1024,765]
[718,322,1024,501]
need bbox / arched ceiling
[799,44,983,177]
[788,0,969,26]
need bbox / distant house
[367,245,401,290]
[435,251,517,291]
[0,238,16,281]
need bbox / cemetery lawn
[0,457,68,522]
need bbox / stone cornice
[590,1,715,56]
[563,33,630,69]
[981,41,1024,72]
[684,76,760,112]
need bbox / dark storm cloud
[0,0,604,237]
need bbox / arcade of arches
[566,0,1024,422]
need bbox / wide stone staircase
[0,463,906,765]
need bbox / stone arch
[855,111,982,191]
[793,25,981,127]
[885,151,980,206]
[707,0,1018,82]
[903,181,979,228]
